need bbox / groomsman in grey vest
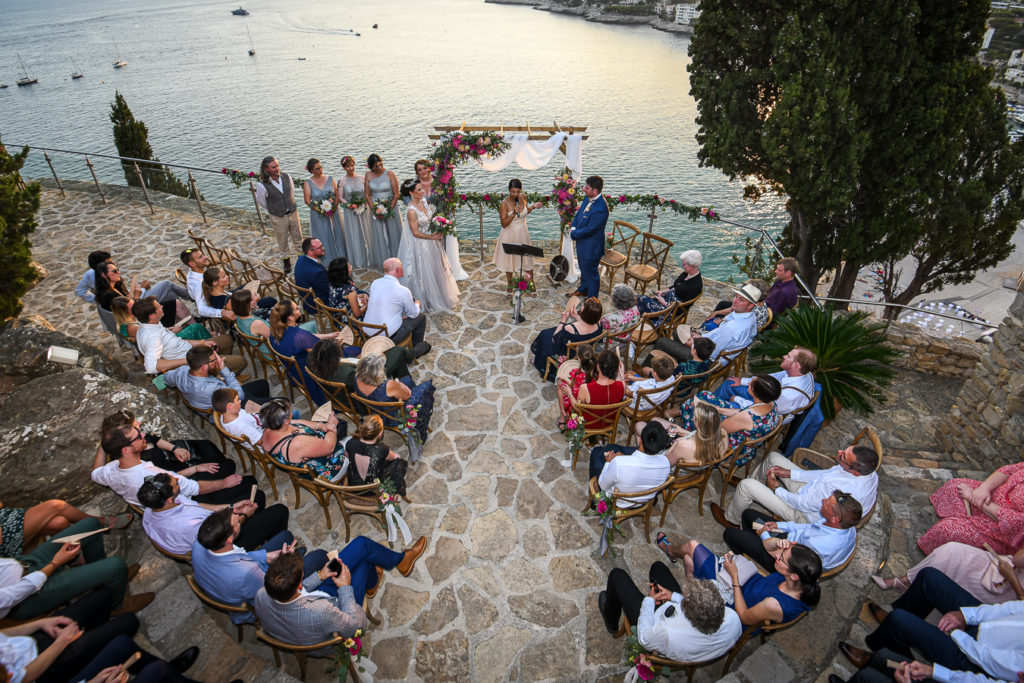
[255,156,303,273]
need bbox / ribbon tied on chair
[383,502,412,545]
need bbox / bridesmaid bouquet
[373,200,394,221]
[310,196,335,218]
[346,191,367,215]
[428,215,456,237]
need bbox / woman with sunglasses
[303,157,345,264]
[258,400,348,482]
[94,262,183,327]
[339,155,370,268]
[530,296,605,381]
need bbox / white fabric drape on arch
[474,133,583,282]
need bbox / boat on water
[16,54,37,86]
[0,84,8,89]
[232,7,249,15]
[246,25,255,56]
[112,40,127,68]
[70,57,83,79]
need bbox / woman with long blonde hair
[638,402,729,468]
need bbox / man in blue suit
[293,237,330,314]
[568,175,609,298]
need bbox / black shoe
[169,646,200,673]
[597,591,618,634]
[828,675,846,683]
[412,341,432,358]
[282,258,292,274]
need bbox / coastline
[484,0,694,33]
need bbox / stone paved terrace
[9,181,1006,682]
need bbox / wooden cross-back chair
[623,231,674,294]
[306,366,361,424]
[671,365,721,407]
[234,325,288,389]
[568,398,631,470]
[317,478,389,544]
[716,422,788,508]
[614,620,731,683]
[286,278,317,316]
[186,229,228,267]
[174,389,228,454]
[262,454,342,527]
[600,220,642,293]
[793,425,883,529]
[756,306,774,334]
[212,411,284,500]
[544,330,607,382]
[659,440,743,524]
[267,344,317,414]
[257,631,354,682]
[621,374,684,440]
[151,538,192,563]
[602,318,641,368]
[630,303,678,363]
[582,476,674,550]
[721,612,808,674]
[313,297,348,332]
[348,317,413,351]
[257,260,290,302]
[185,574,253,643]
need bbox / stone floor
[16,182,994,682]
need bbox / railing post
[84,156,107,204]
[646,207,657,234]
[249,180,268,235]
[132,161,155,214]
[187,171,207,224]
[477,205,485,262]
[43,151,66,198]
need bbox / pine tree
[0,137,41,322]
[109,91,191,198]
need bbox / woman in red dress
[573,350,626,431]
[917,461,1024,555]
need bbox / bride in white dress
[397,178,460,312]
[415,160,468,281]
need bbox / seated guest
[0,499,128,559]
[663,535,823,630]
[259,400,349,482]
[598,563,741,663]
[93,421,261,508]
[763,258,800,319]
[556,346,597,431]
[531,296,604,382]
[572,349,626,432]
[164,345,271,411]
[233,289,314,365]
[600,285,640,352]
[111,295,209,343]
[0,588,202,683]
[715,438,880,529]
[294,237,331,314]
[74,250,112,304]
[640,338,716,389]
[203,266,276,317]
[623,355,677,412]
[0,518,151,621]
[639,402,729,468]
[714,346,816,424]
[97,409,234,478]
[363,258,430,358]
[95,261,179,328]
[654,284,760,363]
[268,300,343,405]
[873,541,1024,604]
[723,493,862,573]
[181,247,235,321]
[590,421,672,499]
[636,249,704,315]
[918,460,1024,556]
[254,535,428,650]
[214,388,266,446]
[133,296,244,374]
[352,353,435,445]
[138,473,287,555]
[837,568,1024,682]
[347,416,408,496]
[307,335,413,386]
[326,256,368,321]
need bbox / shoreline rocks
[485,0,695,33]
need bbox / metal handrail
[799,295,998,329]
[5,142,236,175]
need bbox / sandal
[556,417,567,431]
[105,511,134,530]
[871,574,909,593]
[656,531,677,563]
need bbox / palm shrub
[747,304,900,420]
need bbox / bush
[0,137,41,322]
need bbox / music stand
[501,243,545,324]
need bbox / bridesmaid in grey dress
[339,155,370,269]
[303,158,345,263]
[364,154,404,261]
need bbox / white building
[675,2,700,25]
[1005,68,1024,85]
[982,27,996,51]
[1008,49,1024,69]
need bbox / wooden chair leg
[235,624,244,642]
[294,652,307,681]
[271,647,281,667]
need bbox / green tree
[689,0,1014,306]
[0,137,41,322]
[109,91,191,198]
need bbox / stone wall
[884,321,986,378]
[936,291,1024,464]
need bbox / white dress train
[397,203,460,312]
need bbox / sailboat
[70,58,83,79]
[16,54,37,86]
[112,40,127,68]
[246,25,256,56]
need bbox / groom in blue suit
[568,175,608,298]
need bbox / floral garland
[625,635,668,682]
[221,168,256,188]
[344,191,367,215]
[329,629,365,681]
[372,200,395,221]
[310,195,336,218]
[427,131,512,221]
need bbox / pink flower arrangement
[637,657,654,681]
[221,168,257,188]
[596,499,608,514]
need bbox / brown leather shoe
[396,536,427,576]
[126,564,140,583]
[111,592,155,616]
[710,503,739,529]
[867,601,889,624]
[838,642,871,669]
[365,567,385,598]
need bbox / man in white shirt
[180,247,235,320]
[599,565,742,663]
[714,346,817,423]
[839,568,1024,682]
[715,440,880,527]
[624,355,677,412]
[654,284,760,363]
[364,258,430,357]
[254,156,302,273]
[724,492,861,572]
[596,422,672,508]
[132,296,243,374]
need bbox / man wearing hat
[653,284,761,363]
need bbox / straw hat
[734,283,762,305]
[556,358,581,384]
[360,335,395,358]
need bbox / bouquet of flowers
[377,479,402,517]
[310,195,335,218]
[584,489,626,557]
[508,274,535,306]
[345,191,367,214]
[561,412,587,461]
[624,635,667,682]
[330,629,366,681]
[551,167,581,234]
[606,232,615,248]
[429,214,456,237]
[373,200,394,221]
[221,167,256,189]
